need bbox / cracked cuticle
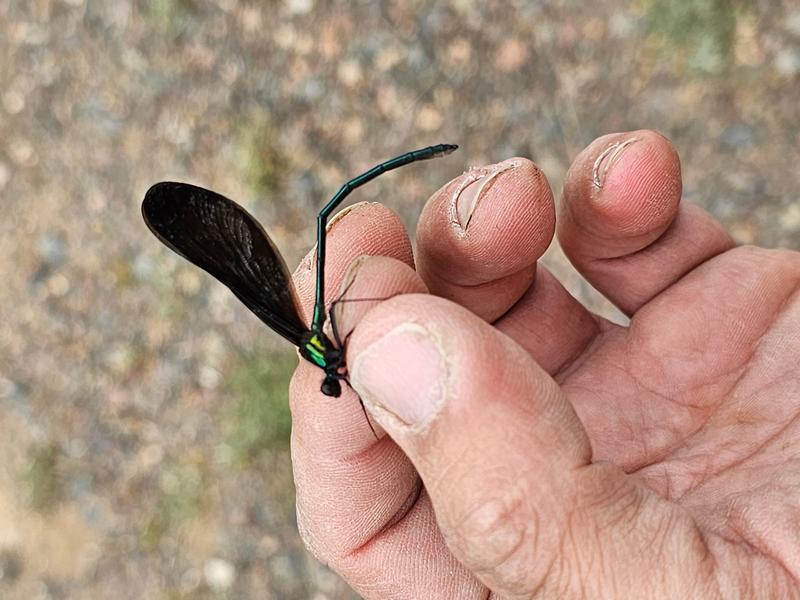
[450,160,518,234]
[326,201,370,232]
[591,137,638,189]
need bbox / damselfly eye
[321,378,342,397]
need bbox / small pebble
[204,558,236,591]
[0,162,9,190]
[286,0,314,14]
[2,90,25,114]
[416,105,443,131]
[774,48,800,76]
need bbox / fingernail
[591,137,638,189]
[350,323,446,429]
[450,160,517,233]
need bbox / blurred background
[1,0,799,598]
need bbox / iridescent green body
[302,334,328,368]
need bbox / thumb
[347,295,715,598]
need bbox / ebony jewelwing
[142,143,458,397]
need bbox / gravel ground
[1,1,799,598]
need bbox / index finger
[290,201,482,597]
[289,203,422,559]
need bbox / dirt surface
[1,1,799,598]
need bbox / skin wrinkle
[563,184,665,248]
[459,495,528,575]
[566,358,675,472]
[655,504,691,570]
[631,502,713,597]
[460,481,560,595]
[626,353,712,406]
[476,270,539,325]
[751,518,800,587]
[648,510,677,583]
[626,314,711,389]
[576,264,800,592]
[660,312,742,392]
[339,491,483,600]
[620,373,715,473]
[632,281,800,487]
[347,475,424,561]
[624,301,743,402]
[422,432,474,498]
[719,545,757,599]
[456,225,539,275]
[550,317,610,383]
[703,373,800,466]
[418,271,538,325]
[564,506,595,599]
[683,408,800,507]
[295,500,328,564]
[691,529,723,599]
[434,261,538,292]
[558,335,632,397]
[572,211,735,321]
[552,520,579,598]
[655,457,725,504]
[573,466,645,533]
[519,465,544,563]
[291,406,421,559]
[712,522,800,594]
[730,553,800,599]
[289,379,375,452]
[669,527,711,598]
[339,425,393,465]
[591,206,718,267]
[494,267,606,376]
[563,478,645,597]
[589,214,706,272]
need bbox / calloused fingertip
[561,130,682,243]
[418,156,554,283]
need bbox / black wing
[142,182,307,346]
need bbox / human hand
[290,131,800,599]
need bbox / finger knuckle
[443,487,547,596]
